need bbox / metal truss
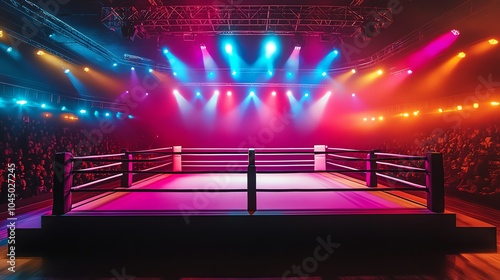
[101,4,393,38]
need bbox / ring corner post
[173,146,182,172]
[121,149,133,188]
[247,148,256,214]
[426,152,445,213]
[366,150,377,187]
[52,152,73,215]
[314,145,326,171]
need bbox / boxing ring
[15,146,496,260]
[52,145,444,215]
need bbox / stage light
[79,109,87,114]
[271,91,276,96]
[227,91,232,96]
[403,113,409,117]
[225,43,233,54]
[377,69,383,75]
[305,93,309,97]
[16,100,27,105]
[163,48,169,54]
[43,113,51,118]
[287,72,293,77]
[265,41,277,57]
[326,91,332,96]
[105,112,110,117]
[131,67,135,70]
[128,115,134,119]
[363,118,368,122]
[173,89,180,95]
[371,117,375,121]
[457,105,463,110]
[37,50,44,55]
[250,91,255,97]
[64,69,70,73]
[489,39,498,45]
[232,70,237,76]
[41,104,46,108]
[451,29,460,36]
[0,30,3,37]
[333,49,339,55]
[84,67,90,72]
[94,111,99,117]
[457,52,466,58]
[351,93,356,97]
[196,91,201,97]
[214,90,220,96]
[268,71,273,76]
[294,45,301,51]
[49,33,55,38]
[378,116,384,121]
[173,72,178,76]
[407,70,413,74]
[322,72,327,77]
[112,63,118,67]
[491,101,499,106]
[473,103,479,109]
[200,44,206,50]
[146,93,149,96]
[413,111,419,116]
[148,68,153,73]
[351,69,356,74]
[438,108,443,113]
[287,90,292,96]
[7,47,12,52]
[61,106,66,111]
[125,91,129,93]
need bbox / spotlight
[227,91,232,96]
[0,30,3,37]
[271,91,276,96]
[363,118,368,122]
[41,104,46,108]
[173,72,178,76]
[94,111,99,117]
[148,68,153,73]
[457,52,466,58]
[16,100,27,105]
[163,48,169,54]
[489,39,498,45]
[371,117,375,121]
[7,47,13,52]
[378,116,384,121]
[79,109,87,114]
[200,44,206,50]
[407,70,413,75]
[305,93,309,97]
[61,106,67,111]
[403,113,409,117]
[105,112,110,117]
[451,29,460,36]
[232,70,237,76]
[146,93,149,96]
[322,72,327,77]
[84,67,90,72]
[333,49,339,55]
[326,91,332,96]
[113,63,118,67]
[438,108,443,113]
[64,69,70,74]
[250,91,255,97]
[351,69,356,74]
[473,103,479,109]
[265,41,277,57]
[131,67,135,70]
[225,43,233,54]
[491,101,499,106]
[128,115,134,119]
[196,91,201,97]
[413,111,419,116]
[377,69,383,75]
[294,45,301,51]
[457,105,463,110]
[173,89,180,95]
[214,90,219,96]
[37,50,44,55]
[286,90,292,96]
[268,71,273,76]
[351,93,356,97]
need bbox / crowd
[0,113,157,204]
[377,123,500,205]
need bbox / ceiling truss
[101,5,393,38]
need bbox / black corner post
[52,152,73,215]
[426,152,445,212]
[121,149,133,187]
[366,150,378,187]
[247,149,256,215]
